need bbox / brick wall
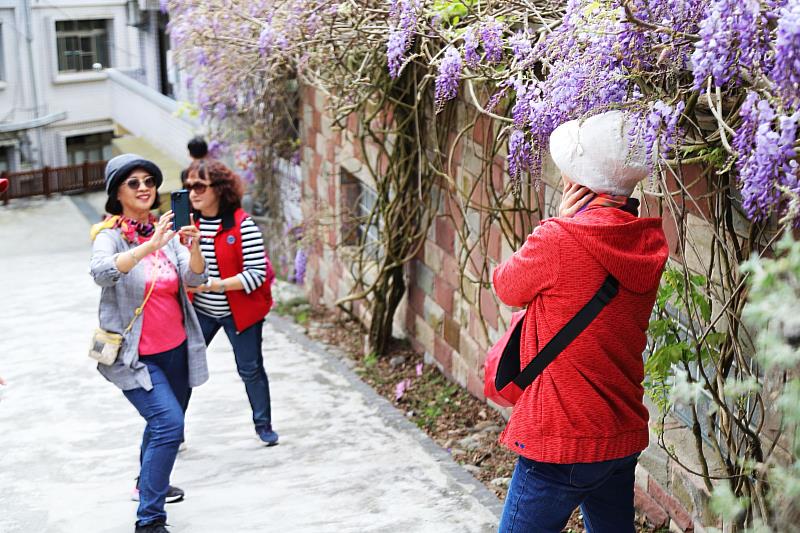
[300,84,717,531]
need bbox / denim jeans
[498,453,639,533]
[123,341,189,526]
[196,312,272,429]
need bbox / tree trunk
[364,66,421,355]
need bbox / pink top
[138,250,187,356]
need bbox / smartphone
[171,189,191,231]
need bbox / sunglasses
[184,181,213,194]
[125,176,157,190]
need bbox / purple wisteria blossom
[207,139,227,158]
[195,47,208,66]
[735,93,800,220]
[691,0,764,89]
[387,30,409,78]
[641,100,686,166]
[480,18,504,64]
[435,46,462,112]
[510,80,533,128]
[485,86,508,113]
[507,129,532,182]
[464,26,480,69]
[293,248,307,285]
[509,31,533,63]
[213,103,228,120]
[386,0,417,78]
[770,1,800,105]
[258,25,275,56]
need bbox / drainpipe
[22,0,45,166]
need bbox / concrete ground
[0,194,502,533]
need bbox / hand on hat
[558,178,593,218]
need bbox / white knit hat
[549,110,648,196]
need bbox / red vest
[200,208,273,333]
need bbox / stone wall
[300,84,717,531]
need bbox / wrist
[140,241,155,256]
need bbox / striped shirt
[193,215,267,318]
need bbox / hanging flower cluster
[387,0,418,78]
[164,0,800,223]
[416,0,798,221]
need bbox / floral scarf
[90,214,157,243]
[580,193,640,216]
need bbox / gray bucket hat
[104,153,163,194]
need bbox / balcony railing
[1,160,107,205]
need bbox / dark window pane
[67,132,113,164]
[56,20,74,33]
[96,35,109,68]
[57,38,66,71]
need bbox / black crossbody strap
[512,274,619,390]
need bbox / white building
[0,0,196,189]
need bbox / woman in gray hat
[90,154,208,533]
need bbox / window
[55,20,111,73]
[0,147,9,173]
[66,132,113,165]
[340,169,382,259]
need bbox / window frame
[340,169,383,261]
[65,131,114,166]
[54,19,111,73]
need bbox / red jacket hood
[548,208,669,294]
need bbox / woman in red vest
[494,111,669,532]
[184,158,279,446]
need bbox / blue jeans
[196,312,272,429]
[123,341,189,526]
[498,453,639,533]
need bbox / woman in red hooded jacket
[494,111,669,533]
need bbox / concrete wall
[107,68,197,165]
[30,0,133,166]
[0,0,170,168]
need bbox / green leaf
[431,0,471,24]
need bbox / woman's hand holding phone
[148,211,176,252]
[179,214,201,249]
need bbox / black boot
[134,521,170,533]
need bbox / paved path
[0,195,501,533]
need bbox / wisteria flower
[770,2,800,105]
[435,46,462,112]
[463,26,480,69]
[480,18,504,64]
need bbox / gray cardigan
[90,228,209,391]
